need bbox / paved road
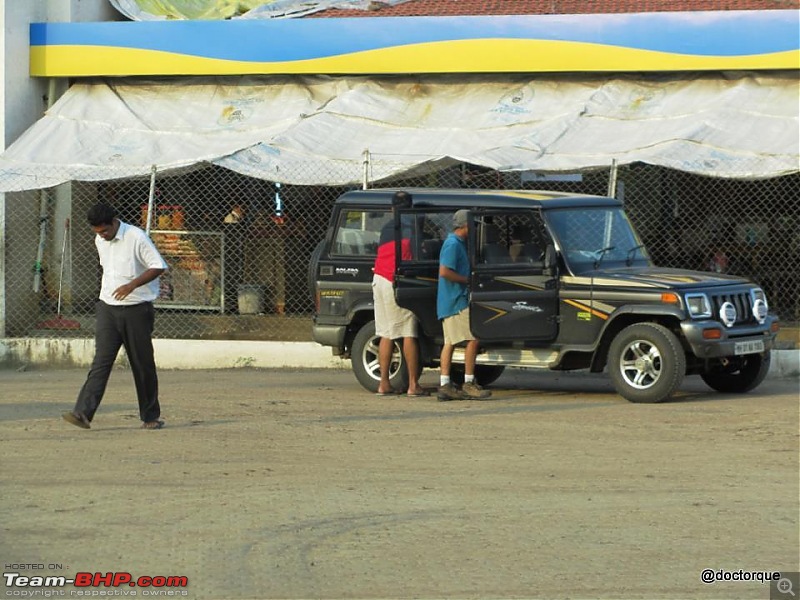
[1,367,798,599]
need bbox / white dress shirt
[96,221,168,306]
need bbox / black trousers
[74,301,160,423]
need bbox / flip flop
[406,390,431,397]
[375,390,399,397]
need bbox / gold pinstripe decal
[563,299,609,320]
[474,303,508,323]
[495,277,545,291]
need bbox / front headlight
[685,293,712,319]
[750,288,769,324]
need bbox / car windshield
[545,207,650,274]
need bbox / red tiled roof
[310,0,799,18]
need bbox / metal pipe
[145,164,157,235]
[32,79,58,293]
[607,158,619,199]
[362,149,370,190]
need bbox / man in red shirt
[372,191,427,397]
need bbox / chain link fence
[2,159,798,341]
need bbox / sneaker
[437,382,464,402]
[461,381,491,399]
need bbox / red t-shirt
[373,222,411,283]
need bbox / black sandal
[62,411,91,429]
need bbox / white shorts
[442,307,474,345]
[372,275,417,339]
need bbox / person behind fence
[62,203,168,431]
[372,191,428,397]
[224,204,245,224]
[223,203,247,313]
[245,207,290,315]
[437,209,491,401]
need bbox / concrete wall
[0,337,797,378]
[1,0,121,337]
[2,0,120,146]
[0,337,347,370]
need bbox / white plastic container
[237,284,265,314]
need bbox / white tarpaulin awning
[0,72,797,192]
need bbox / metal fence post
[362,149,371,190]
[607,158,618,199]
[145,165,157,235]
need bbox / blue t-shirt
[437,232,470,320]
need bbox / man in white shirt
[63,203,168,430]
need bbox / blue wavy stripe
[30,11,799,62]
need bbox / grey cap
[453,209,469,229]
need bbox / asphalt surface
[1,366,798,599]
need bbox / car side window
[332,210,390,256]
[399,211,452,262]
[478,212,546,266]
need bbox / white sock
[440,375,450,386]
[465,374,475,384]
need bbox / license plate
[734,340,764,355]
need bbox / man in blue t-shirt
[437,209,491,401]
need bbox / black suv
[310,188,779,403]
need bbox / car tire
[608,322,686,403]
[351,321,412,393]
[700,351,771,393]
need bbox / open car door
[469,210,559,342]
[393,209,452,339]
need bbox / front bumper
[681,316,778,358]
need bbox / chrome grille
[710,291,754,325]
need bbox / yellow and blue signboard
[30,10,800,77]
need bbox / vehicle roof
[336,188,622,210]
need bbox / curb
[1,338,798,378]
[770,348,800,378]
[0,338,346,370]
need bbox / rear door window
[332,209,390,256]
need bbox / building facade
[1,0,797,367]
